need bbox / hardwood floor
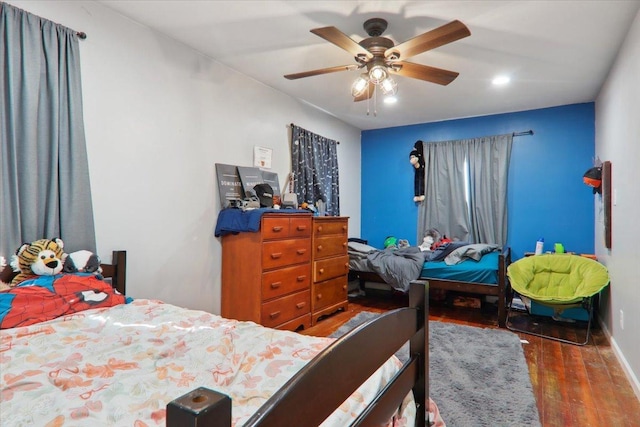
[301,292,640,427]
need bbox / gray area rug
[329,312,541,427]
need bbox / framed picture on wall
[254,146,273,169]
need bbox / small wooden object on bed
[354,246,511,328]
[167,280,429,427]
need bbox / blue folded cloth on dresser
[214,208,308,237]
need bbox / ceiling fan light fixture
[492,75,511,86]
[368,65,388,84]
[285,17,471,115]
[351,74,370,97]
[380,77,398,96]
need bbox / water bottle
[535,238,544,255]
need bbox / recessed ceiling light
[383,96,397,104]
[492,75,510,86]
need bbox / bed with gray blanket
[349,241,512,327]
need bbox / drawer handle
[316,294,322,300]
[297,225,307,231]
[317,226,323,232]
[317,245,323,251]
[344,262,349,269]
[342,225,347,231]
[271,253,282,259]
[296,302,306,309]
[343,285,347,290]
[272,226,284,232]
[269,311,281,319]
[270,282,282,289]
[296,249,307,255]
[342,242,347,248]
[296,275,306,282]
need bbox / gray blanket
[365,247,426,292]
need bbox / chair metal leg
[506,294,594,346]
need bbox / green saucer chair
[506,254,610,345]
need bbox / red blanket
[0,273,127,329]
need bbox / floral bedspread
[0,299,438,426]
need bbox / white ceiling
[99,1,640,130]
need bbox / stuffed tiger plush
[10,238,66,286]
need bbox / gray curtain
[417,134,512,246]
[0,3,96,257]
[290,124,340,215]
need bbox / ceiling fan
[284,18,471,101]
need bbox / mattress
[0,298,416,426]
[420,251,500,284]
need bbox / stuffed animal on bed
[419,228,453,252]
[9,238,67,286]
[409,140,425,202]
[63,250,103,276]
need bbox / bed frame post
[409,280,428,427]
[497,246,511,328]
[167,387,231,427]
[110,250,127,295]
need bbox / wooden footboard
[167,281,429,427]
[353,246,511,328]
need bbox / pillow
[348,241,378,253]
[444,244,501,265]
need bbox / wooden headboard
[1,250,127,295]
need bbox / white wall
[595,8,640,396]
[10,1,362,313]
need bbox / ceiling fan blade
[311,26,373,60]
[390,61,460,86]
[385,20,470,60]
[284,64,359,80]
[353,81,375,102]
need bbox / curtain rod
[4,3,87,39]
[287,123,340,144]
[513,130,534,137]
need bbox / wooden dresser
[221,212,312,331]
[311,216,349,324]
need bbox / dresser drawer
[313,220,348,237]
[262,217,292,240]
[262,264,310,301]
[290,217,311,238]
[263,239,311,270]
[261,290,310,328]
[262,216,312,240]
[313,235,348,259]
[312,276,348,312]
[313,255,349,283]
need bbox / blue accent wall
[361,103,595,260]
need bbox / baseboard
[598,315,640,400]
